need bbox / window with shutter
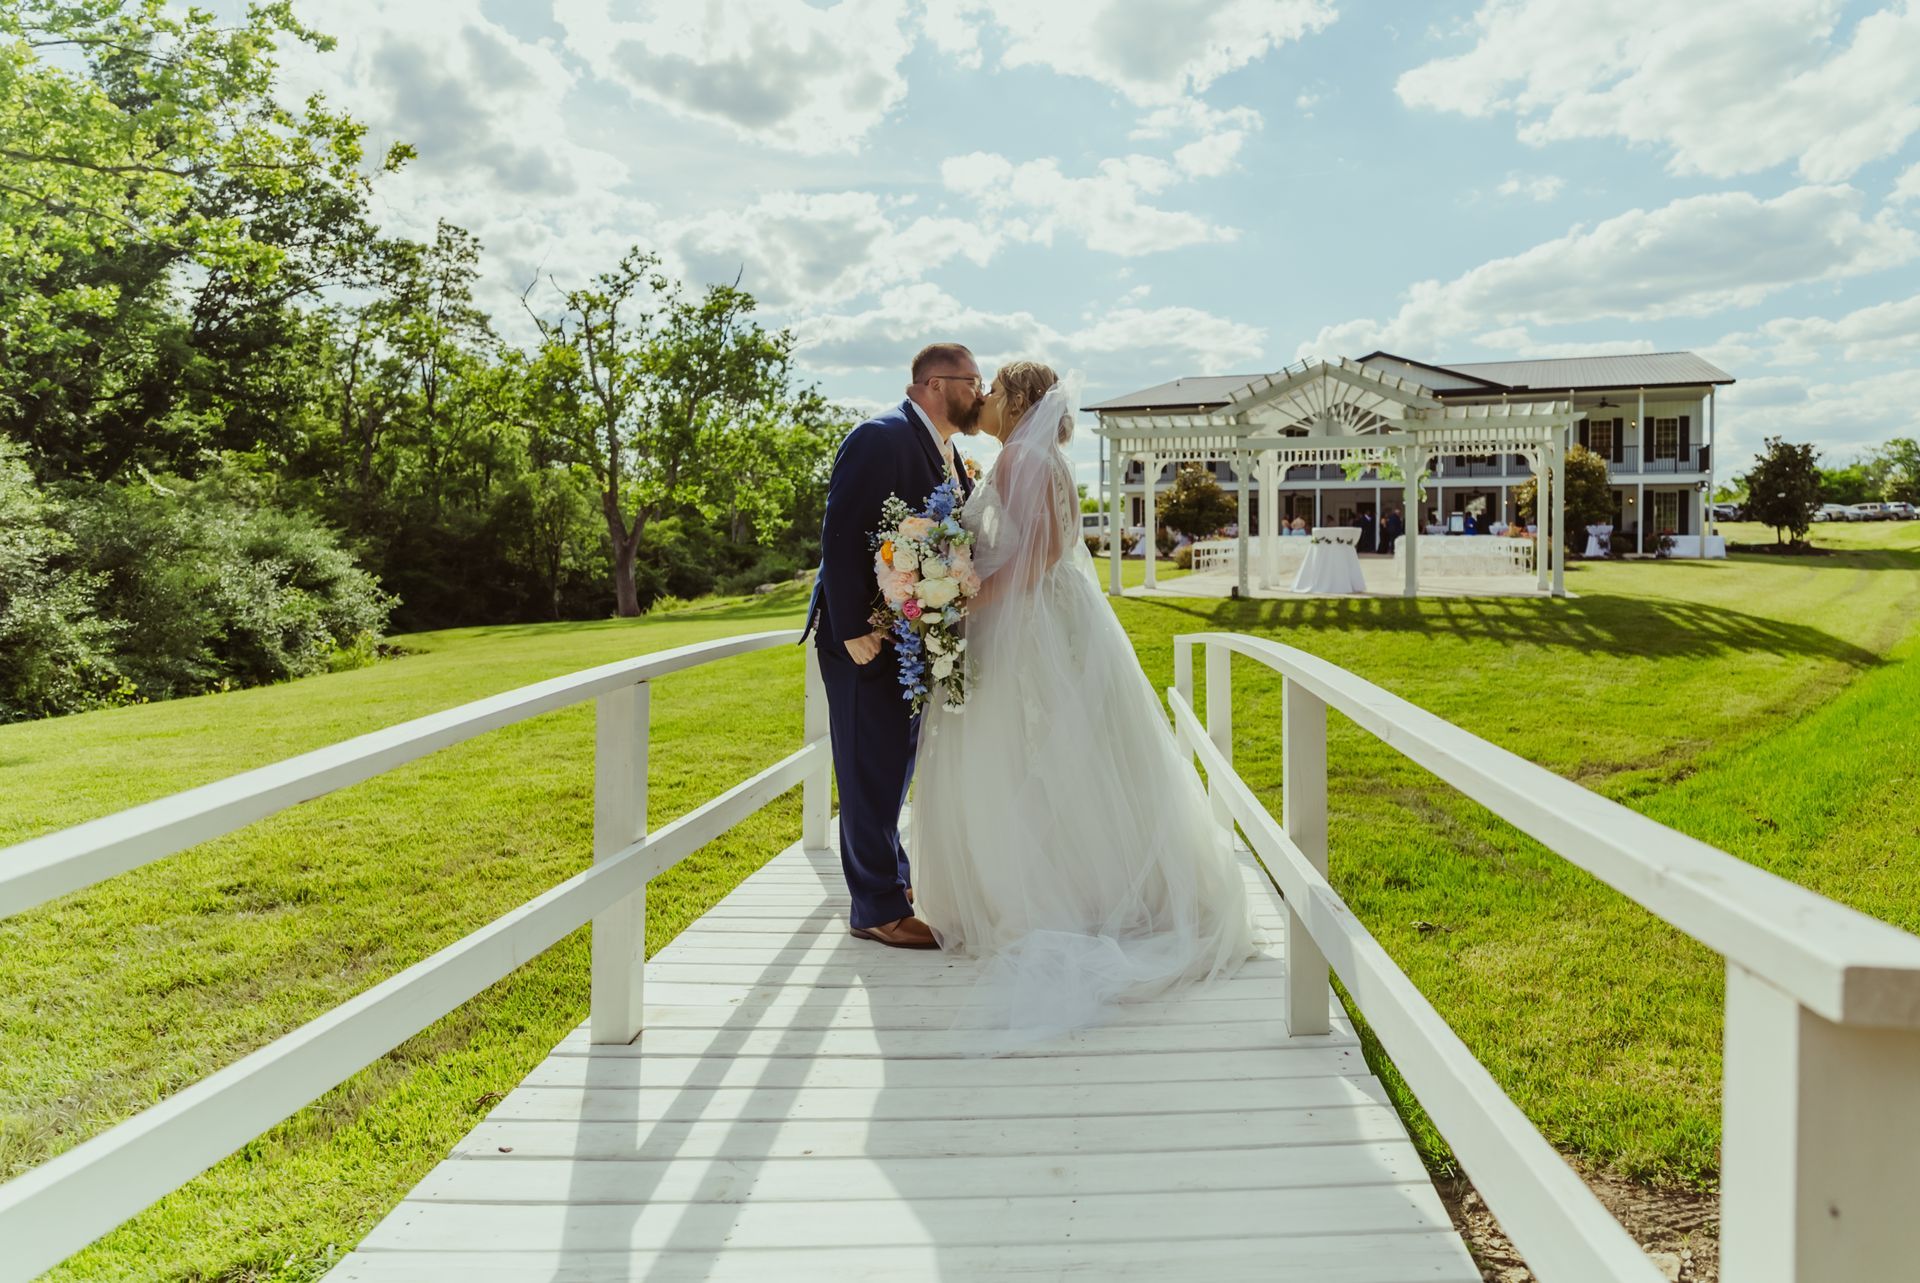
[1655,418,1679,460]
[1590,419,1614,458]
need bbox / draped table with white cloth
[1392,535,1535,577]
[1584,524,1613,557]
[1291,527,1368,594]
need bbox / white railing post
[1204,643,1233,831]
[1173,637,1195,712]
[1720,963,1920,1281]
[1282,676,1331,1036]
[802,646,830,851]
[590,681,648,1045]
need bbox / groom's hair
[911,342,974,384]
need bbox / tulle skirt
[909,545,1257,1042]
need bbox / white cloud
[1467,327,1653,358]
[1496,172,1564,202]
[1398,1,1920,182]
[1717,293,1920,367]
[1893,161,1920,204]
[924,0,1337,106]
[942,151,1239,256]
[1718,366,1920,465]
[793,283,1265,377]
[661,191,998,308]
[1303,185,1917,356]
[553,0,914,154]
[268,2,641,335]
[1173,129,1248,178]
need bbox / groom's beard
[949,392,984,432]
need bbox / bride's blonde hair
[996,360,1071,444]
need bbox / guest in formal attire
[1463,512,1480,536]
[1382,507,1404,553]
[1289,515,1308,536]
[1358,510,1377,553]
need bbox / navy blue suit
[803,401,973,929]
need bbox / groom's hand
[844,631,885,665]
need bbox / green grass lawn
[4,528,1918,1278]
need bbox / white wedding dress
[911,384,1256,1041]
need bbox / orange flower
[880,540,895,566]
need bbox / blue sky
[251,1,1920,481]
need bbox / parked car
[1709,502,1743,521]
[1849,503,1892,521]
[1813,503,1854,522]
[1885,502,1918,520]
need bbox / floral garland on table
[1308,531,1349,546]
[869,478,980,714]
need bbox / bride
[911,361,1256,1038]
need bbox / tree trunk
[612,537,641,616]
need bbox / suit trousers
[815,636,917,929]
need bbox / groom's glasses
[924,373,983,391]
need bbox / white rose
[892,548,919,575]
[926,633,947,656]
[921,557,949,579]
[917,576,960,608]
[932,656,954,679]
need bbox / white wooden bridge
[4,629,1919,1282]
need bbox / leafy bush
[1173,545,1195,570]
[0,440,125,721]
[64,460,396,699]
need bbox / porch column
[1703,386,1717,558]
[1638,480,1646,554]
[1107,445,1124,596]
[1401,447,1419,599]
[1142,454,1158,592]
[1552,425,1568,597]
[1235,449,1251,597]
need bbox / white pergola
[1092,358,1585,599]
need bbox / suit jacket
[804,400,974,647]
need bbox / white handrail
[0,630,802,920]
[0,629,831,1282]
[1171,631,1920,1283]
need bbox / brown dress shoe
[851,915,938,949]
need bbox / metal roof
[1366,350,1736,393]
[1083,374,1263,412]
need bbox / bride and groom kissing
[802,343,1255,1034]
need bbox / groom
[802,343,982,949]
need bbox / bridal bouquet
[870,478,981,714]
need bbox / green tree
[1513,444,1614,550]
[527,251,794,616]
[1818,461,1878,506]
[1158,464,1237,539]
[1,1,407,480]
[1878,438,1920,504]
[1741,437,1822,545]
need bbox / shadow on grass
[1128,588,1884,667]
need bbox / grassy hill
[3,532,1917,1279]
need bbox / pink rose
[902,598,923,620]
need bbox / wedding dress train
[910,384,1256,1041]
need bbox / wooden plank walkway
[326,836,1480,1281]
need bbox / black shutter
[1612,418,1624,465]
[1578,418,1590,450]
[1680,415,1691,466]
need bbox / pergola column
[1235,450,1251,597]
[1142,454,1158,592]
[1400,446,1419,599]
[1107,445,1124,596]
[1552,424,1568,597]
[1259,450,1277,589]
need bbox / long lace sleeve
[968,439,1069,589]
